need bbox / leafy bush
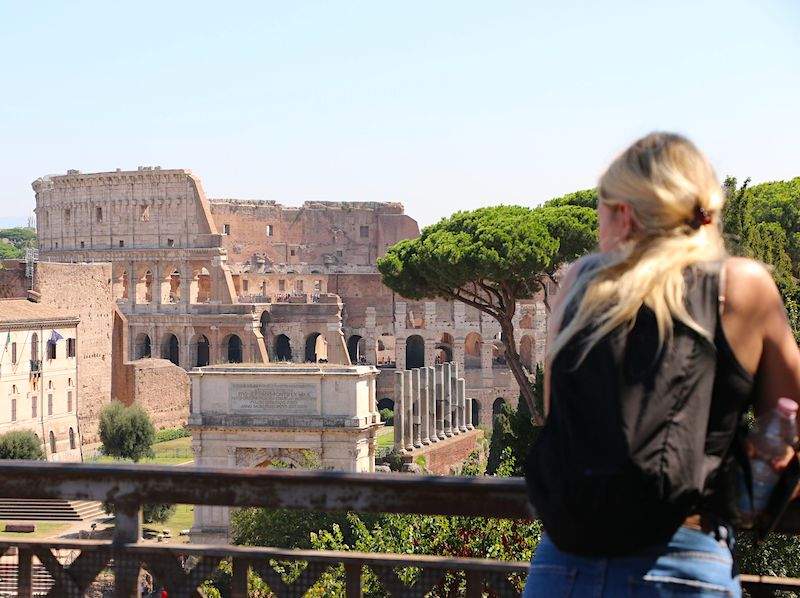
[144,503,176,524]
[99,402,155,462]
[154,426,190,444]
[379,408,394,426]
[0,430,44,460]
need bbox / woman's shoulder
[723,257,783,315]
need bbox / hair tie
[688,205,712,230]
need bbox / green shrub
[154,426,190,444]
[0,430,44,460]
[99,402,155,462]
[379,408,394,426]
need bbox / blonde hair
[549,132,727,364]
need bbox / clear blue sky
[1,1,798,228]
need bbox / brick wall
[0,261,29,298]
[34,262,114,445]
[116,358,190,430]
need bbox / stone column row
[394,362,474,454]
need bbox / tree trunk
[498,318,539,422]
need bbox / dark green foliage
[378,204,597,415]
[0,430,44,460]
[544,188,599,210]
[487,364,544,475]
[379,408,394,426]
[143,503,176,524]
[0,227,36,259]
[154,426,191,443]
[99,402,155,462]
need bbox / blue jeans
[523,526,740,597]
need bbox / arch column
[453,336,466,372]
[424,339,437,367]
[480,341,494,381]
[395,337,406,370]
[127,262,137,313]
[152,262,162,309]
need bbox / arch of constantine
[32,166,549,424]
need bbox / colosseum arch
[274,334,292,361]
[224,334,243,363]
[134,333,151,359]
[347,334,366,364]
[304,332,328,363]
[194,334,210,367]
[161,333,180,366]
[436,332,454,364]
[405,334,425,369]
[464,331,483,369]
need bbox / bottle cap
[777,397,798,418]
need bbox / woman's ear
[617,202,636,239]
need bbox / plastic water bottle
[739,397,798,523]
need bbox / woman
[524,132,800,597]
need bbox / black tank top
[525,259,755,555]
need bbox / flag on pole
[50,330,63,344]
[4,332,9,347]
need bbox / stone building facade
[33,167,549,427]
[0,299,81,461]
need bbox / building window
[266,225,273,237]
[140,205,150,221]
[32,397,37,418]
[167,238,175,247]
[47,340,56,360]
[55,242,58,249]
[67,390,73,412]
[31,333,38,361]
[48,394,53,416]
[64,209,71,224]
[242,279,249,292]
[223,224,230,235]
[278,279,286,292]
[295,279,304,293]
[360,225,369,238]
[96,207,103,223]
[67,338,76,357]
[49,431,56,454]
[290,249,296,257]
[11,398,16,422]
[336,250,343,257]
[69,428,76,450]
[11,342,16,364]
[314,279,322,292]
[80,241,85,248]
[119,240,125,247]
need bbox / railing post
[403,369,414,452]
[465,571,484,598]
[345,562,363,597]
[17,547,33,598]
[427,366,439,443]
[443,362,453,437]
[231,558,248,598]
[412,368,422,448]
[393,371,406,454]
[113,500,142,598]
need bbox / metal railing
[0,461,795,596]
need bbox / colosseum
[32,167,548,425]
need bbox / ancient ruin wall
[210,200,419,269]
[34,262,114,445]
[116,358,190,430]
[32,168,218,252]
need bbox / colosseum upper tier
[32,167,548,425]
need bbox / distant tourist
[524,132,800,597]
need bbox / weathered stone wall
[0,261,29,299]
[116,358,190,430]
[34,262,114,445]
[211,200,419,268]
[404,429,484,475]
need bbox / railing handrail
[0,461,532,519]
